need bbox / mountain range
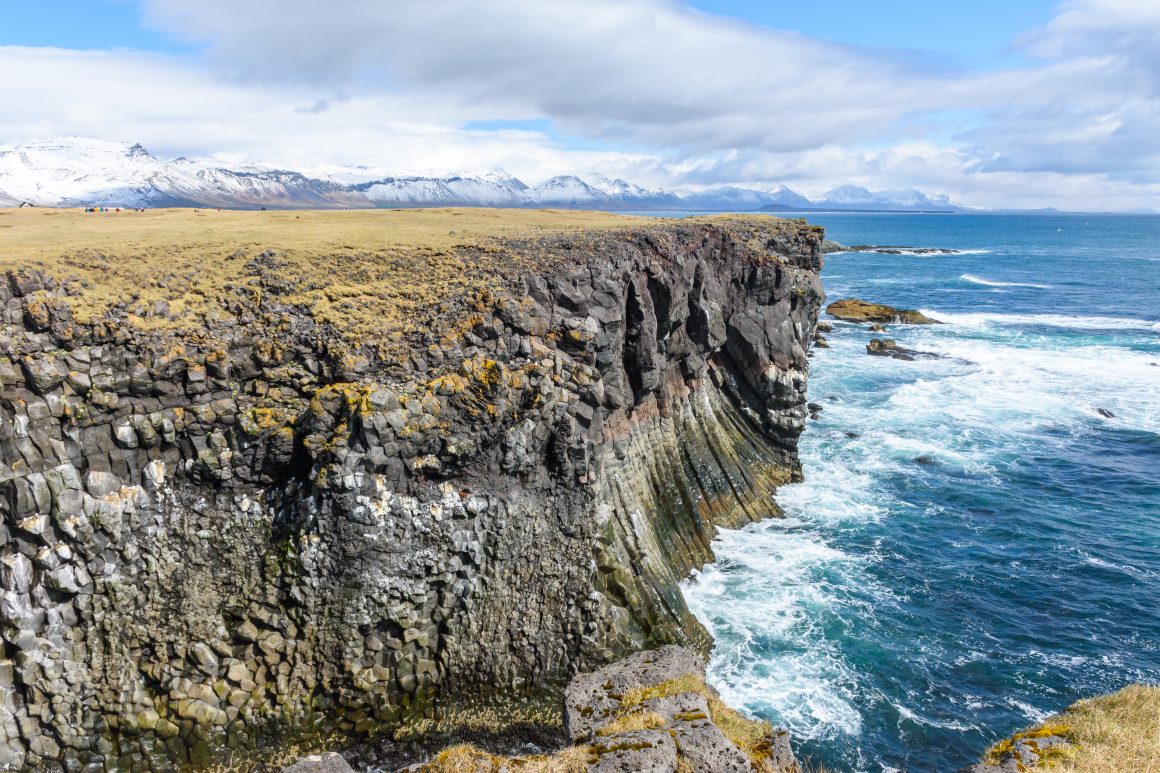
[0,138,964,212]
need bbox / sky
[2,0,1159,211]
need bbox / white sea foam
[925,309,1160,332]
[685,520,876,741]
[960,273,1052,289]
[687,256,1160,764]
[857,247,993,256]
[1008,699,1051,723]
[893,702,974,732]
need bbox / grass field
[0,207,653,340]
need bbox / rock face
[564,645,798,772]
[0,217,823,768]
[827,298,939,324]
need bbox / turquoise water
[682,214,1160,772]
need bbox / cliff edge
[0,209,823,768]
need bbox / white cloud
[1,0,1159,210]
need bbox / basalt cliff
[0,211,823,769]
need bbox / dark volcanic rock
[866,338,942,361]
[0,218,823,768]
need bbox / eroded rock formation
[0,217,823,768]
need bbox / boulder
[866,338,941,361]
[565,645,799,772]
[827,298,940,324]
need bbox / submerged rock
[827,298,940,324]
[866,338,942,360]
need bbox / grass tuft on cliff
[418,742,593,772]
[984,683,1160,772]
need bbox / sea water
[681,213,1160,771]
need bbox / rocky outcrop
[564,645,797,773]
[826,298,939,324]
[0,216,823,768]
[865,338,941,361]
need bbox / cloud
[141,0,971,154]
[1,0,1159,210]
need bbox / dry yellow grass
[0,206,645,262]
[985,684,1160,772]
[0,207,810,352]
[594,709,667,736]
[0,207,647,340]
[419,742,593,772]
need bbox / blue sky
[3,0,177,51]
[689,1,1061,68]
[1,0,1158,211]
[6,0,1060,67]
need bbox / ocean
[680,213,1160,771]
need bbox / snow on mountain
[0,138,161,206]
[526,175,612,206]
[681,185,812,211]
[748,184,813,209]
[351,172,529,207]
[0,137,360,208]
[0,137,963,213]
[443,172,528,205]
[809,185,960,211]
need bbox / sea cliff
[0,210,823,769]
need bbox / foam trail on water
[921,309,1160,332]
[960,273,1052,289]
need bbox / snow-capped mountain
[0,138,359,208]
[683,184,813,211]
[526,175,611,206]
[790,185,960,212]
[0,137,964,212]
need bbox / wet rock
[828,298,940,324]
[866,338,941,361]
